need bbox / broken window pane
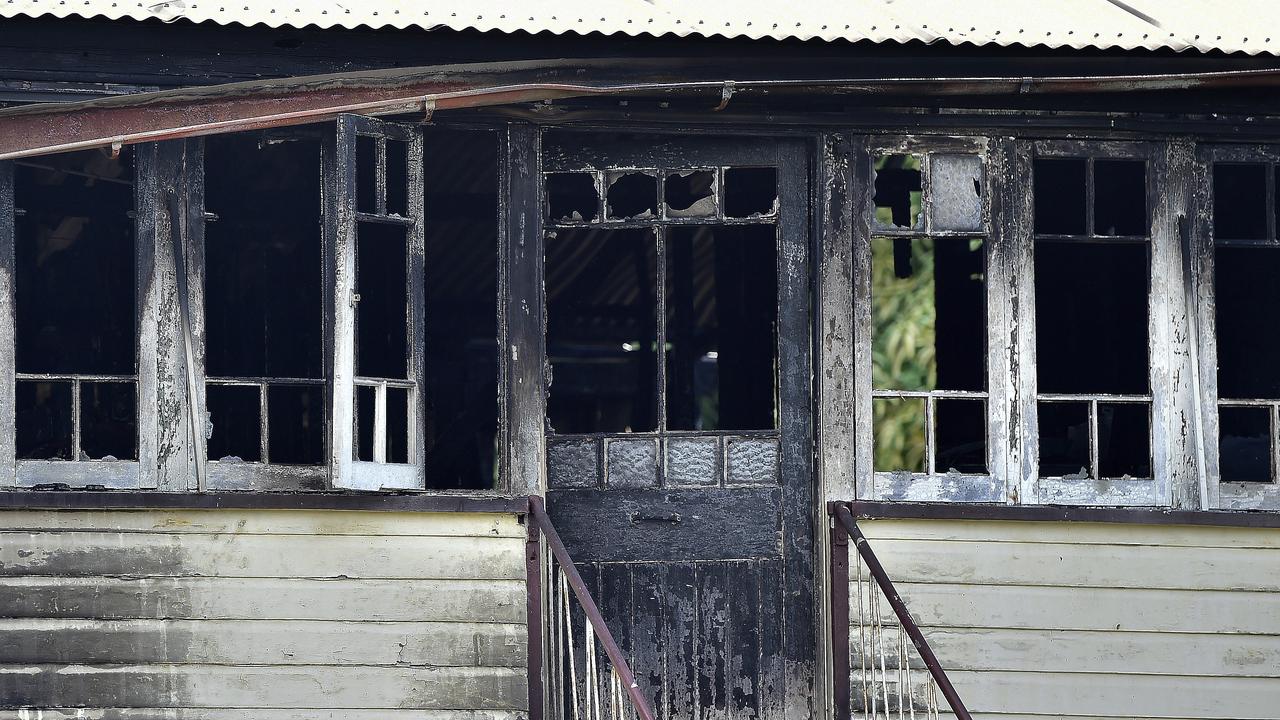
[724,167,777,218]
[606,171,658,220]
[1035,242,1148,394]
[15,380,73,460]
[79,381,137,461]
[546,228,658,433]
[547,172,599,223]
[1094,160,1147,237]
[355,384,375,462]
[873,154,922,230]
[15,149,135,375]
[1214,247,1280,398]
[1097,402,1150,478]
[423,127,500,489]
[873,397,925,473]
[936,398,986,474]
[206,384,260,462]
[387,386,409,464]
[268,385,323,465]
[356,222,409,379]
[386,138,409,217]
[1213,163,1269,242]
[871,237,986,392]
[1219,406,1271,483]
[205,133,323,379]
[664,170,716,218]
[1038,401,1090,478]
[1033,158,1087,236]
[665,224,778,431]
[929,154,983,233]
[356,134,378,214]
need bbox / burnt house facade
[1,3,1280,718]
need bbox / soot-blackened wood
[697,563,730,719]
[776,137,817,718]
[136,140,204,491]
[816,132,856,504]
[546,487,782,563]
[0,161,12,489]
[526,510,545,720]
[500,123,545,497]
[727,560,761,717]
[632,563,667,715]
[665,562,698,720]
[849,137,876,501]
[1189,146,1221,510]
[829,510,851,720]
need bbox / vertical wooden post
[828,503,851,720]
[0,161,13,488]
[526,505,546,720]
[499,123,546,497]
[137,139,206,490]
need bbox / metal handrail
[527,495,658,720]
[830,501,973,720]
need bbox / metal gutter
[3,59,1280,159]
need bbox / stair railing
[527,495,658,720]
[829,501,973,720]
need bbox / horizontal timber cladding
[0,509,528,712]
[852,518,1280,719]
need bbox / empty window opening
[16,381,73,460]
[724,167,777,218]
[15,147,137,462]
[547,172,600,223]
[1219,405,1272,483]
[1035,242,1149,395]
[1097,402,1151,479]
[606,171,658,220]
[355,383,375,461]
[873,396,925,473]
[206,384,260,462]
[1033,158,1087,236]
[355,222,409,380]
[871,235,987,474]
[936,398,986,474]
[664,169,716,218]
[873,154,922,230]
[665,224,778,431]
[1094,160,1147,236]
[385,139,409,217]
[356,134,378,214]
[546,228,658,433]
[1214,246,1280,483]
[422,127,500,489]
[1213,163,1269,242]
[204,132,324,466]
[929,154,983,233]
[267,385,324,465]
[1038,401,1089,478]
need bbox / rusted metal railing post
[828,502,852,720]
[834,502,973,720]
[525,501,545,720]
[527,495,658,720]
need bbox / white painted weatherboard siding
[856,518,1280,720]
[0,509,528,715]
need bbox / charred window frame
[541,133,798,490]
[848,136,1000,503]
[1197,144,1280,511]
[1023,141,1169,507]
[0,116,515,495]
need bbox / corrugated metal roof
[6,0,1280,56]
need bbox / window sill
[847,500,1280,529]
[0,490,528,514]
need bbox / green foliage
[871,236,935,472]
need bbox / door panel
[542,132,813,719]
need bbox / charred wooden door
[541,133,814,719]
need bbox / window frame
[0,117,526,496]
[1195,143,1280,511]
[851,134,1004,503]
